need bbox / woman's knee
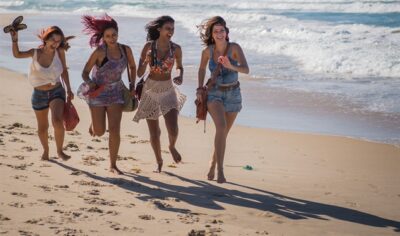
[51,116,64,129]
[108,124,120,136]
[37,123,49,133]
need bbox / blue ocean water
[0,0,399,144]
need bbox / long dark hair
[198,16,229,46]
[37,26,74,51]
[81,14,118,47]
[145,15,175,41]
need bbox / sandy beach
[1,64,399,236]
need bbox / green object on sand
[243,165,253,170]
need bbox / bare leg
[89,106,106,137]
[207,102,238,183]
[106,104,123,175]
[146,119,163,172]
[163,109,181,163]
[34,108,50,161]
[49,99,70,161]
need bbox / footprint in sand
[70,170,83,176]
[86,145,94,150]
[67,130,81,136]
[138,214,155,220]
[18,230,39,236]
[188,229,206,236]
[74,180,107,187]
[86,207,104,213]
[11,192,27,198]
[86,189,100,196]
[22,146,38,152]
[91,138,101,142]
[20,131,35,136]
[130,140,150,144]
[8,202,24,208]
[38,199,57,205]
[0,214,11,221]
[63,143,79,152]
[35,185,52,192]
[14,174,27,179]
[178,213,200,224]
[54,228,84,235]
[151,200,172,209]
[11,155,25,160]
[118,156,137,161]
[54,185,69,189]
[256,230,269,235]
[83,197,117,206]
[9,137,25,143]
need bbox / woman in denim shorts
[9,26,74,161]
[197,16,249,183]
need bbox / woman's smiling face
[212,24,227,43]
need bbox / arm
[58,49,74,101]
[10,31,34,58]
[124,45,137,90]
[137,42,151,78]
[173,44,183,85]
[81,49,100,89]
[197,47,209,88]
[220,43,249,74]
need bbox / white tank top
[28,49,63,87]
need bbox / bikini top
[147,40,175,75]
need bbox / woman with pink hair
[8,24,74,161]
[80,14,136,175]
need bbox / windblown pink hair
[81,14,118,48]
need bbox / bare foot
[207,161,216,180]
[110,166,124,175]
[154,160,163,173]
[41,150,49,161]
[169,146,182,163]
[217,169,226,184]
[88,124,94,137]
[57,151,71,161]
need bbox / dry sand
[0,65,399,236]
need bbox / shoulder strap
[122,45,131,83]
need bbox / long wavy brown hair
[145,15,175,41]
[37,26,74,51]
[198,16,229,46]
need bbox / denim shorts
[31,85,66,110]
[207,86,242,113]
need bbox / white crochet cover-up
[133,79,186,122]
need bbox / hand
[86,80,97,90]
[10,30,18,42]
[67,90,74,102]
[173,75,183,85]
[218,56,233,70]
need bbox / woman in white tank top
[9,25,74,161]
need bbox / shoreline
[0,13,399,146]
